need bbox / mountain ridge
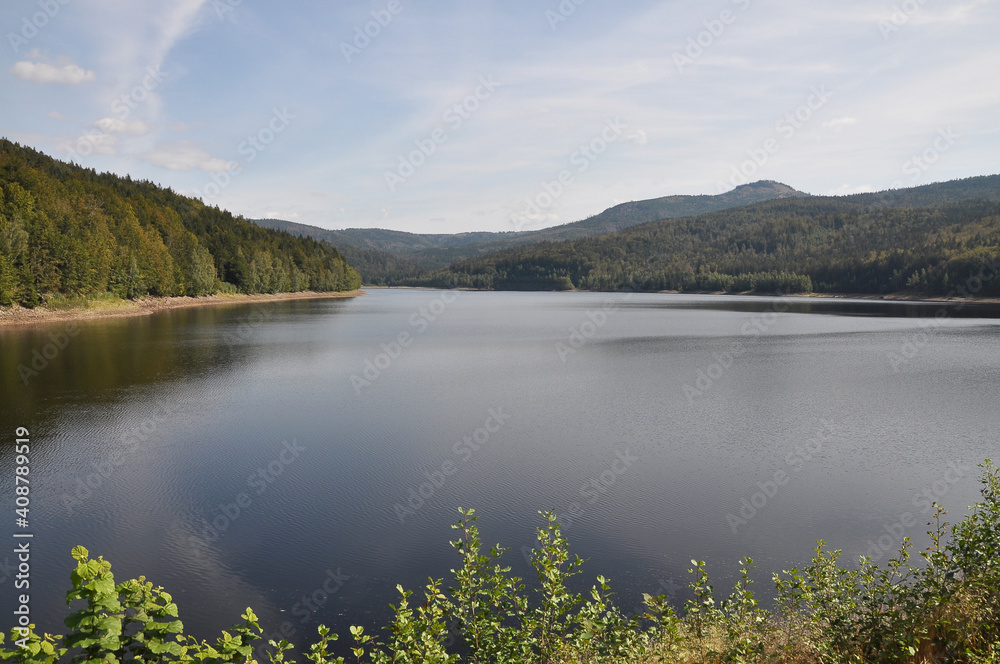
[416,178,1000,296]
[252,176,1000,286]
[252,180,808,283]
[254,180,806,253]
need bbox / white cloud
[150,0,214,68]
[10,61,96,85]
[911,0,997,26]
[47,111,65,120]
[822,117,860,131]
[140,142,236,172]
[60,132,119,157]
[263,210,301,220]
[517,107,552,117]
[94,117,154,135]
[6,1,999,233]
[64,1,211,134]
[87,0,211,87]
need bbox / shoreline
[651,289,1000,305]
[4,287,998,328]
[0,290,366,328]
[368,285,1000,305]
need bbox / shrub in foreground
[3,460,998,664]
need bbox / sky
[1,0,998,235]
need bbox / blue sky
[2,0,998,234]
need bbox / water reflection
[0,291,997,658]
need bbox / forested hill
[532,180,807,240]
[253,180,806,284]
[254,177,1000,289]
[0,139,360,307]
[257,180,805,253]
[416,180,1000,296]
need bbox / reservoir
[1,290,998,654]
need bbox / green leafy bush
[3,461,998,663]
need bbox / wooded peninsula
[0,139,360,311]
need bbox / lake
[2,289,998,655]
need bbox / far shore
[0,290,365,328]
[4,287,999,329]
[652,289,1000,305]
[367,285,1000,305]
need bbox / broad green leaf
[97,617,121,634]
[162,620,184,634]
[97,635,120,650]
[93,578,116,595]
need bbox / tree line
[409,196,1000,296]
[0,139,360,307]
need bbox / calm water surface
[1,290,998,653]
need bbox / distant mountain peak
[728,180,806,196]
[251,180,813,280]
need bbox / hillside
[0,139,360,307]
[253,177,1000,289]
[528,180,807,240]
[250,221,508,254]
[844,174,1000,208]
[251,181,807,283]
[255,181,805,253]
[415,177,1000,296]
